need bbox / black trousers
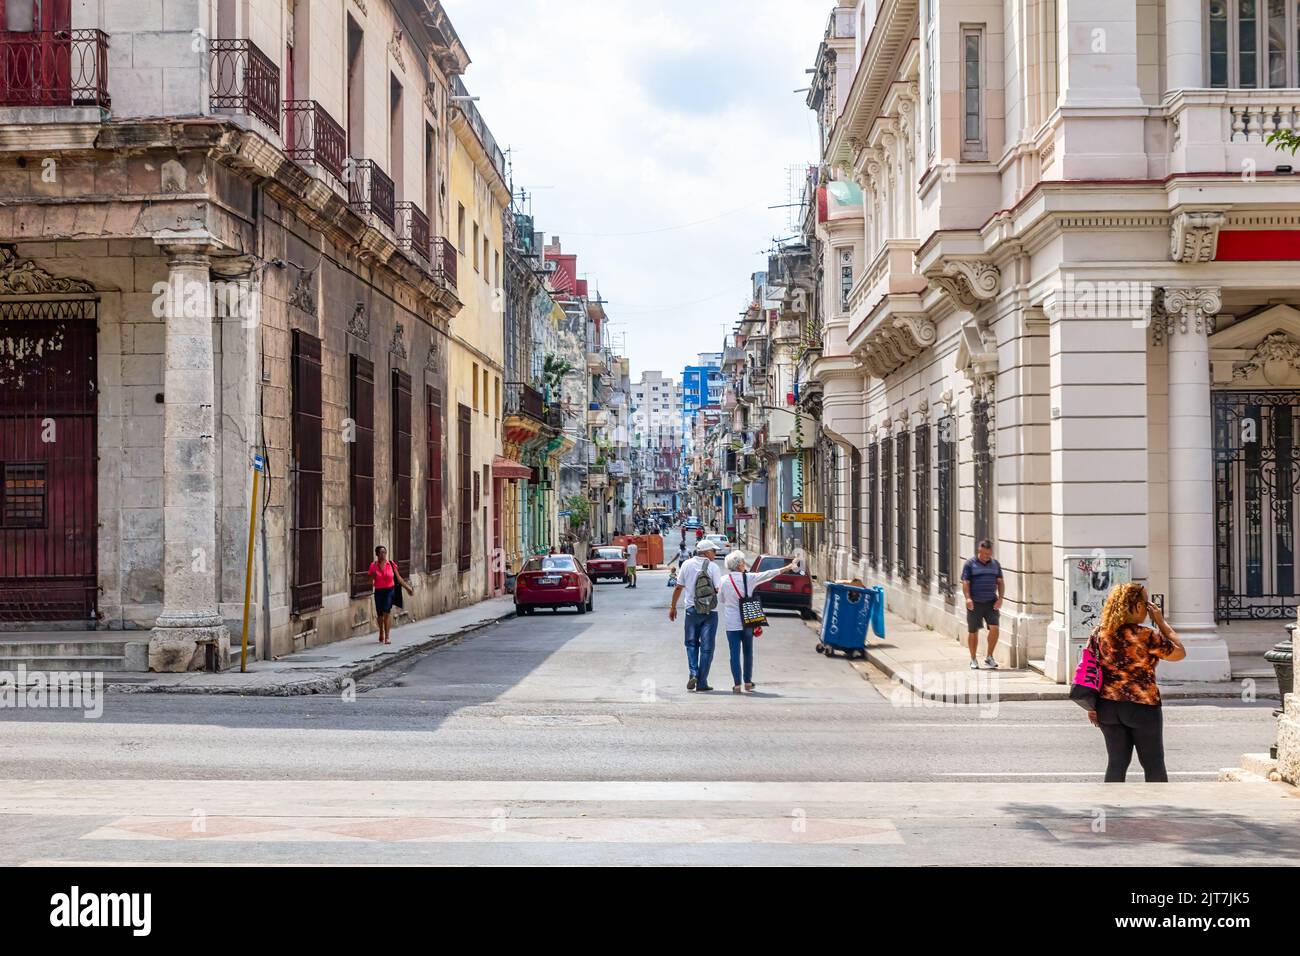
[1096,698,1168,782]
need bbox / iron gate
[1213,389,1300,620]
[0,304,97,621]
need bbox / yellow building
[448,76,511,596]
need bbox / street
[1,570,1294,866]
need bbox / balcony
[396,201,431,264]
[1166,88,1300,175]
[504,382,545,423]
[450,74,507,179]
[283,99,346,182]
[585,351,606,373]
[0,29,110,110]
[209,38,279,130]
[348,159,395,230]
[431,236,457,290]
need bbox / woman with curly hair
[1088,582,1186,782]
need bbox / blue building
[681,353,723,418]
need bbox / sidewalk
[805,582,1279,702]
[105,596,516,696]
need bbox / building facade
[796,0,1300,694]
[0,0,521,668]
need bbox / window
[346,15,364,156]
[426,385,444,571]
[973,397,993,545]
[896,430,910,577]
[425,123,436,230]
[2,462,45,528]
[291,331,323,613]
[850,447,862,556]
[389,74,404,198]
[915,423,931,587]
[881,436,893,575]
[1207,0,1300,88]
[483,236,490,283]
[961,26,985,160]
[349,354,376,596]
[925,0,936,158]
[937,415,956,596]
[458,404,472,572]
[392,369,413,577]
[472,361,479,410]
[494,250,500,290]
[457,203,466,252]
[473,222,480,272]
[839,248,853,313]
[866,442,879,567]
[483,368,489,417]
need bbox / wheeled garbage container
[817,583,885,659]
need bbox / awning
[492,455,532,480]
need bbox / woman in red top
[1087,583,1186,782]
[368,545,414,644]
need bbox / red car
[752,555,815,619]
[514,554,595,615]
[587,545,629,583]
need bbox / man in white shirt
[625,541,639,588]
[668,539,723,691]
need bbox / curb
[105,607,516,696]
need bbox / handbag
[1069,631,1103,710]
[730,573,768,629]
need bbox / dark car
[752,555,815,619]
[514,554,594,615]
[587,546,629,583]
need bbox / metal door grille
[896,430,910,576]
[881,437,893,574]
[391,369,412,576]
[1213,390,1300,620]
[0,305,97,621]
[915,423,931,586]
[866,442,878,567]
[937,414,956,596]
[349,354,375,597]
[291,330,322,613]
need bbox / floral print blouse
[1094,624,1177,706]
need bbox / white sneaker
[983,656,998,669]
[969,659,979,670]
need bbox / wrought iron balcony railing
[504,382,545,422]
[283,99,346,182]
[0,30,110,109]
[209,38,280,130]
[431,235,457,290]
[396,201,430,264]
[347,159,395,230]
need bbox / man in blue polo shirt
[960,538,1004,670]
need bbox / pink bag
[1069,633,1103,709]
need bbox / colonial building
[0,0,511,668]
[803,0,1300,686]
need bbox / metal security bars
[973,398,992,545]
[458,404,472,573]
[391,369,413,577]
[881,437,893,574]
[850,446,862,557]
[867,442,879,568]
[915,423,931,587]
[291,330,323,613]
[349,355,375,597]
[896,430,910,577]
[937,415,956,596]
[426,385,444,571]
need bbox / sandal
[732,685,742,694]
[744,682,755,691]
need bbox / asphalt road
[0,569,1293,865]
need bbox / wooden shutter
[291,330,323,612]
[457,403,471,573]
[349,354,375,596]
[426,384,443,570]
[391,369,412,576]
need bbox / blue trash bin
[818,583,885,659]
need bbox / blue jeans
[683,608,718,683]
[726,629,753,686]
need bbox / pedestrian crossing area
[2,779,1296,865]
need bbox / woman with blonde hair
[1088,582,1186,782]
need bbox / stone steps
[0,633,147,672]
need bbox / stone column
[1165,0,1204,92]
[149,241,229,672]
[1161,286,1231,681]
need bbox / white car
[703,534,731,555]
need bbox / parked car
[752,554,815,619]
[587,546,629,583]
[703,533,731,554]
[514,554,595,615]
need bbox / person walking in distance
[368,545,414,645]
[1087,583,1185,782]
[668,539,722,692]
[961,538,1004,669]
[625,540,639,588]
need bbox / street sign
[781,512,824,523]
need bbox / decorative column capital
[1155,286,1222,344]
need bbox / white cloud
[442,0,829,382]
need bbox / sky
[442,0,831,385]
